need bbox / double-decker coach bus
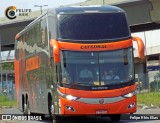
[14,6,144,121]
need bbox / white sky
[0,0,85,17]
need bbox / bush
[150,80,160,92]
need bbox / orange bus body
[14,6,144,121]
[59,85,136,114]
[51,38,140,115]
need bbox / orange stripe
[14,59,20,105]
[58,39,132,51]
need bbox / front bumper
[60,95,136,115]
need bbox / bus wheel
[24,99,31,115]
[48,98,61,121]
[110,114,121,122]
[48,97,54,119]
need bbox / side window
[41,18,48,49]
[53,63,61,84]
[48,16,56,57]
[15,37,20,60]
[15,35,25,64]
[32,25,37,45]
[25,32,29,55]
[36,22,41,47]
[16,34,28,59]
[19,37,23,60]
[48,16,56,39]
[27,28,32,46]
[22,34,28,57]
[21,35,25,59]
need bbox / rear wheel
[24,98,45,120]
[110,114,121,122]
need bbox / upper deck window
[58,13,130,41]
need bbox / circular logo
[99,99,104,104]
[5,6,16,19]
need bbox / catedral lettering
[14,6,144,122]
[81,45,108,49]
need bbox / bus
[14,6,144,121]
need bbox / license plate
[96,110,107,114]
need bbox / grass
[0,94,16,107]
[137,92,160,107]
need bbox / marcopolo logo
[5,6,32,19]
[5,6,17,19]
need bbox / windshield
[60,47,134,87]
[58,13,130,41]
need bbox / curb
[0,106,17,109]
[0,108,3,114]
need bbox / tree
[1,62,14,70]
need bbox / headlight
[66,95,79,101]
[123,90,137,98]
[57,89,79,101]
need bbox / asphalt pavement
[0,107,160,123]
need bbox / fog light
[65,106,75,112]
[128,102,135,109]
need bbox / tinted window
[58,13,130,41]
[60,47,134,87]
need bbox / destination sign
[80,44,113,49]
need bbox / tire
[23,99,31,115]
[48,100,59,122]
[48,97,55,120]
[110,114,121,122]
[48,98,64,122]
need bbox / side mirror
[50,39,60,62]
[132,37,145,60]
